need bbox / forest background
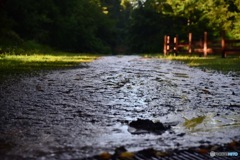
[0,0,240,54]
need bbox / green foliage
[0,0,239,53]
[166,0,240,38]
[126,0,240,53]
[128,9,165,52]
[127,1,188,53]
[0,0,115,53]
[183,116,206,130]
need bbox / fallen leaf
[183,116,206,130]
[195,148,209,154]
[98,152,111,160]
[119,152,134,159]
[228,140,239,149]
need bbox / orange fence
[163,31,240,57]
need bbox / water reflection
[0,56,239,159]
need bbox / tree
[228,0,240,38]
[1,0,239,53]
[167,0,240,38]
[0,0,23,48]
[0,0,115,53]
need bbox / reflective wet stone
[0,56,240,159]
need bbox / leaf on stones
[227,140,239,149]
[98,152,111,160]
[195,148,209,154]
[183,116,206,130]
[119,152,134,159]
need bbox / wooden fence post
[203,32,208,57]
[174,35,178,56]
[163,35,170,56]
[164,35,171,56]
[221,31,226,58]
[188,33,192,54]
[164,35,167,56]
[167,36,170,53]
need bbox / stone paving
[0,56,240,159]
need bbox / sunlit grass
[143,54,240,73]
[0,52,100,78]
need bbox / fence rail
[164,31,240,58]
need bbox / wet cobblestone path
[0,56,240,159]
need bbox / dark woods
[0,0,239,54]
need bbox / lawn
[1,52,239,80]
[0,52,99,79]
[143,54,240,74]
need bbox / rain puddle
[0,56,239,159]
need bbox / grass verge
[0,52,100,79]
[143,54,240,74]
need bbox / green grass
[1,51,239,81]
[0,52,100,79]
[143,54,240,74]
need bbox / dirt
[0,56,239,159]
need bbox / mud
[0,56,239,159]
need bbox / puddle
[0,56,240,159]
